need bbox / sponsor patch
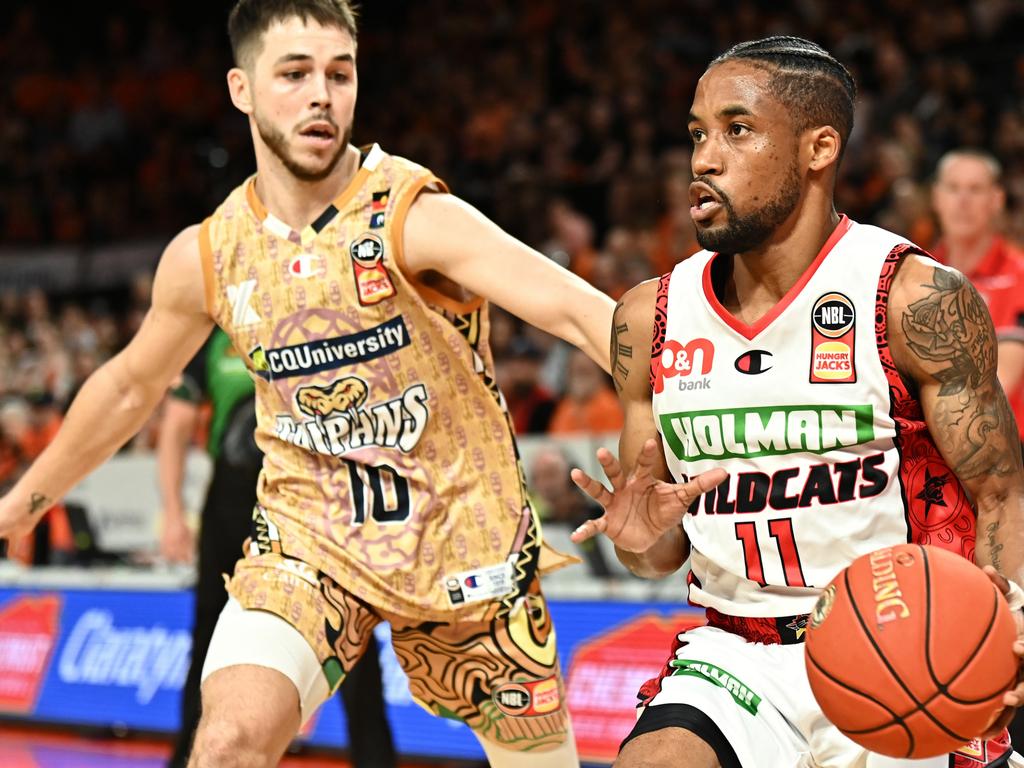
[350,234,395,305]
[247,316,410,381]
[810,292,856,383]
[651,337,715,393]
[734,350,772,375]
[659,403,875,461]
[443,560,515,607]
[492,675,561,717]
[369,211,386,229]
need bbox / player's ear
[807,126,841,173]
[227,67,254,116]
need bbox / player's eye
[282,70,304,81]
[728,123,750,137]
[690,128,705,143]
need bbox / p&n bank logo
[652,337,714,394]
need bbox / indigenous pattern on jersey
[651,217,975,618]
[200,144,561,622]
[227,550,569,749]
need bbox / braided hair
[711,36,856,151]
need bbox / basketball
[805,544,1018,758]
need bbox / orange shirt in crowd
[934,236,1024,438]
[547,387,625,435]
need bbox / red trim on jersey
[637,633,687,707]
[650,271,671,391]
[874,244,976,561]
[702,215,852,341]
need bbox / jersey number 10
[345,460,412,525]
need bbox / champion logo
[226,280,261,327]
[734,350,773,375]
[288,253,325,279]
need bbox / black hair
[711,36,856,151]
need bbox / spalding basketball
[805,543,1017,758]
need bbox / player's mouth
[297,120,337,149]
[689,181,724,223]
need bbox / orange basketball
[804,543,1018,758]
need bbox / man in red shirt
[933,148,1024,439]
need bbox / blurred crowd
[3,0,1024,558]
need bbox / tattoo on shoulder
[28,492,50,517]
[611,300,632,393]
[901,266,1017,480]
[901,268,994,396]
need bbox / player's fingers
[632,439,660,482]
[571,468,614,507]
[571,515,608,544]
[984,565,1012,596]
[595,447,627,491]
[673,468,728,504]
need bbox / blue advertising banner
[0,587,701,763]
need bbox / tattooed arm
[571,280,725,577]
[889,255,1024,581]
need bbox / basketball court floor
[0,725,442,768]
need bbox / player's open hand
[569,438,726,553]
[980,566,1024,739]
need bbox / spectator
[548,350,624,435]
[495,337,557,435]
[931,148,1024,436]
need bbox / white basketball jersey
[652,217,976,619]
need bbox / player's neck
[941,232,996,276]
[253,145,361,231]
[729,206,842,306]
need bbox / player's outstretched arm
[570,281,726,577]
[889,254,1024,729]
[402,191,615,371]
[0,226,213,542]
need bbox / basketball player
[157,328,395,768]
[571,37,1024,768]
[0,2,614,766]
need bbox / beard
[255,112,353,183]
[695,161,802,255]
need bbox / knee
[189,718,275,768]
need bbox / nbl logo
[810,292,856,383]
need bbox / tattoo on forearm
[986,521,1004,572]
[28,492,50,517]
[611,300,632,393]
[901,267,1017,480]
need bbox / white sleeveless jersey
[651,217,976,619]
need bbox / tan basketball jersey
[200,144,562,621]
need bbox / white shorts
[628,626,1017,768]
[201,597,330,724]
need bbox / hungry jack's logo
[810,292,856,383]
[350,234,396,305]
